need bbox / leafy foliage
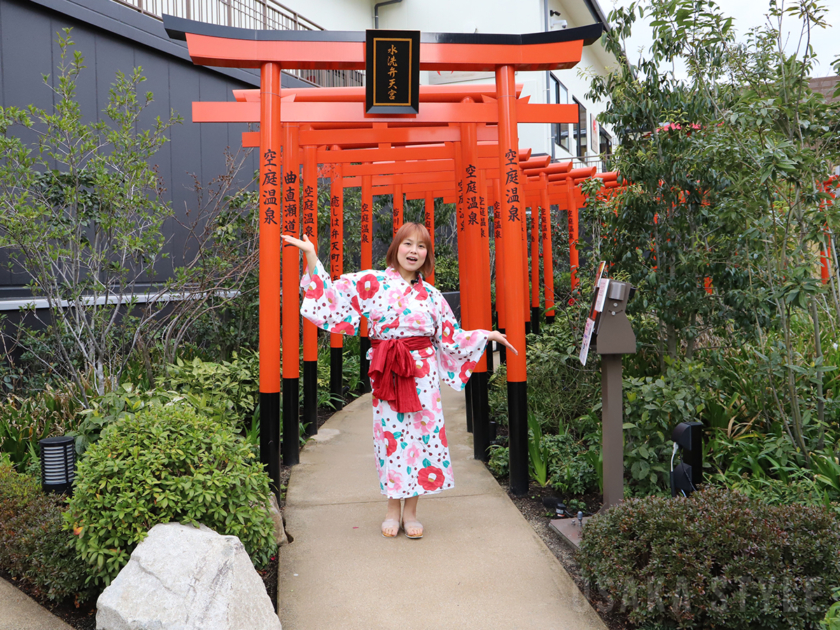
[0,462,95,602]
[580,487,840,630]
[65,404,276,587]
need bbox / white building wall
[277,0,616,167]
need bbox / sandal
[381,519,400,538]
[402,520,423,540]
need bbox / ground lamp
[39,436,75,494]
[670,421,703,497]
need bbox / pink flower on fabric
[386,469,404,494]
[440,352,457,371]
[387,288,403,305]
[357,274,380,300]
[384,431,398,456]
[335,278,352,295]
[418,466,444,492]
[405,312,425,331]
[308,315,326,327]
[325,288,339,312]
[442,320,455,344]
[414,358,430,378]
[459,361,477,384]
[373,422,384,442]
[331,322,355,335]
[405,443,421,466]
[430,391,442,413]
[305,274,324,300]
[440,425,448,447]
[455,330,479,348]
[369,308,384,322]
[350,294,361,314]
[413,410,436,435]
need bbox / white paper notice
[594,278,610,313]
[579,317,595,366]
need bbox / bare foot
[401,509,423,538]
[382,499,401,537]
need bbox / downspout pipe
[374,0,403,29]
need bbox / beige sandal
[381,519,400,538]
[402,520,423,539]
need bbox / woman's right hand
[281,234,319,272]
[281,234,316,255]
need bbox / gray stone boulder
[96,522,281,630]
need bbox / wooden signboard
[365,30,420,114]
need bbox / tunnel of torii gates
[165,15,619,496]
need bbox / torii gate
[165,15,603,496]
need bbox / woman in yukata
[282,222,517,540]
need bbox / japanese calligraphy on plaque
[365,30,420,114]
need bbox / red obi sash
[369,336,434,413]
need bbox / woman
[282,223,516,539]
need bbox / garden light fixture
[39,436,75,494]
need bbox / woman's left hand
[486,330,518,356]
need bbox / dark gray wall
[0,0,310,297]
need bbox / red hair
[386,222,434,278]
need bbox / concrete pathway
[0,578,73,630]
[278,382,607,630]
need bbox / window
[551,74,570,152]
[574,98,587,158]
[599,128,612,156]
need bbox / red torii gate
[164,15,603,496]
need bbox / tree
[591,0,840,461]
[0,30,181,400]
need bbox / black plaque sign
[365,30,420,114]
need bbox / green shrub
[621,360,713,496]
[0,386,82,470]
[0,462,94,602]
[579,487,840,630]
[543,432,599,496]
[65,404,276,587]
[164,350,259,430]
[487,444,509,478]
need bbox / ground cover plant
[579,488,840,630]
[0,457,95,603]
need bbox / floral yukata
[300,261,489,499]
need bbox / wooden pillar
[360,173,373,392]
[530,194,541,335]
[566,175,580,293]
[259,62,282,493]
[424,190,435,285]
[392,183,404,236]
[495,64,528,496]
[301,143,319,437]
[281,123,300,466]
[540,175,556,323]
[493,179,507,365]
[329,150,344,408]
